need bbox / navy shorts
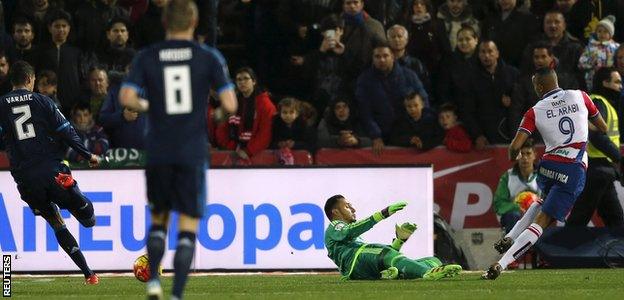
[14,162,87,217]
[145,163,207,218]
[536,160,586,222]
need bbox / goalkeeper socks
[54,226,93,277]
[172,231,196,299]
[505,201,542,241]
[147,224,167,281]
[498,223,542,269]
[388,255,431,279]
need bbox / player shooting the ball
[324,195,462,280]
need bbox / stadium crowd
[0,0,623,164]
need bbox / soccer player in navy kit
[0,61,102,284]
[119,0,237,299]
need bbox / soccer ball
[514,191,539,213]
[133,254,162,282]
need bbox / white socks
[505,200,542,241]
[498,223,543,269]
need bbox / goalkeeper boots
[481,263,502,280]
[422,264,462,280]
[494,237,513,254]
[380,267,399,280]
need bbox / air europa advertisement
[0,167,433,271]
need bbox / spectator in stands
[521,10,583,87]
[461,40,519,148]
[356,41,429,155]
[14,0,62,46]
[302,14,349,116]
[135,0,166,48]
[35,70,62,109]
[97,16,136,72]
[38,9,83,116]
[566,0,619,43]
[481,0,539,68]
[0,52,11,95]
[317,97,372,149]
[436,0,480,50]
[66,102,109,163]
[73,0,129,52]
[11,17,39,68]
[437,25,479,106]
[578,15,620,91]
[402,0,451,89]
[363,0,406,28]
[99,58,146,150]
[510,43,580,132]
[341,0,387,83]
[387,25,432,105]
[438,102,472,152]
[493,138,539,233]
[616,44,624,76]
[389,92,443,151]
[216,67,276,160]
[271,97,316,153]
[83,66,109,120]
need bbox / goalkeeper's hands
[373,201,407,222]
[395,222,418,241]
[391,222,418,251]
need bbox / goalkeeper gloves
[391,222,417,250]
[373,201,407,222]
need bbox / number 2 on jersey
[163,65,192,115]
[12,104,36,140]
[558,116,575,144]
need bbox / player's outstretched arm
[328,202,408,241]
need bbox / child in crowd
[66,102,109,163]
[271,98,316,162]
[389,92,443,150]
[578,15,620,90]
[317,98,371,149]
[36,70,61,108]
[438,102,472,152]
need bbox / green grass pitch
[11,269,624,299]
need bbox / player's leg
[484,162,584,280]
[40,204,97,283]
[170,163,206,300]
[494,166,552,254]
[145,165,175,300]
[53,164,96,227]
[414,256,443,268]
[17,179,97,284]
[172,214,199,299]
[383,250,446,280]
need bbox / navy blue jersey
[123,40,234,164]
[0,89,91,174]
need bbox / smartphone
[324,29,336,48]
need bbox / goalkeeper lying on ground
[324,195,462,280]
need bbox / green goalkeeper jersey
[324,216,378,276]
